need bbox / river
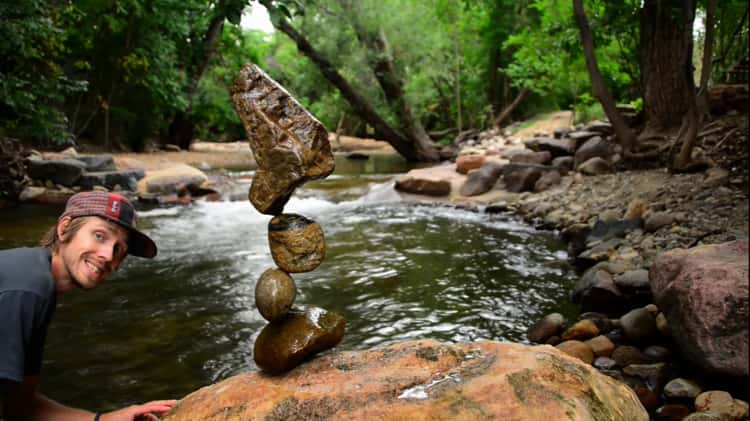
[0,154,578,411]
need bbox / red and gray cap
[60,191,157,258]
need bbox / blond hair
[39,216,96,252]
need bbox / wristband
[94,413,101,421]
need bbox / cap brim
[126,228,157,258]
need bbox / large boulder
[78,169,145,191]
[26,158,86,187]
[574,136,610,168]
[163,340,648,421]
[136,164,208,195]
[459,161,504,196]
[649,241,749,377]
[509,150,552,165]
[74,155,117,172]
[572,266,628,316]
[231,64,335,215]
[502,164,557,193]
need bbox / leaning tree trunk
[492,87,528,129]
[640,0,697,134]
[262,1,439,162]
[169,12,225,150]
[573,0,636,154]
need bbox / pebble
[268,214,326,273]
[663,378,702,399]
[655,312,671,336]
[555,340,594,364]
[526,312,566,343]
[255,268,297,322]
[643,345,671,362]
[561,319,600,341]
[619,307,657,342]
[695,391,749,420]
[584,335,615,357]
[593,356,617,370]
[611,345,648,367]
[655,404,692,421]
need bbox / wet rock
[526,312,565,343]
[644,212,675,232]
[593,356,617,370]
[533,170,562,193]
[551,156,574,174]
[619,308,657,343]
[255,268,297,322]
[633,386,660,412]
[611,345,649,367]
[254,306,345,374]
[26,158,86,186]
[455,154,486,174]
[643,345,671,362]
[655,404,692,421]
[231,64,335,214]
[650,241,749,377]
[663,378,702,400]
[578,157,612,175]
[524,137,576,157]
[572,268,627,316]
[574,136,609,168]
[579,312,617,334]
[614,269,650,290]
[556,340,594,364]
[165,340,649,421]
[268,214,326,273]
[561,319,600,341]
[510,150,552,165]
[459,161,504,196]
[695,391,749,420]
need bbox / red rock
[585,335,616,357]
[395,176,452,196]
[163,340,648,421]
[650,241,749,377]
[561,319,600,341]
[556,340,595,364]
[455,154,486,174]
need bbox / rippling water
[1,165,578,410]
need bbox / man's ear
[57,216,72,241]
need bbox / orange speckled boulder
[163,340,647,421]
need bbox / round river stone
[268,213,326,273]
[254,307,345,374]
[255,268,297,322]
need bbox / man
[1,191,176,420]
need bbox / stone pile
[526,240,749,421]
[231,63,343,375]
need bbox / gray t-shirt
[0,247,57,385]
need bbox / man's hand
[101,399,178,421]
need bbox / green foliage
[573,92,605,124]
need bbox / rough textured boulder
[232,64,335,215]
[136,163,208,194]
[268,214,326,273]
[78,169,145,191]
[253,307,345,374]
[164,340,648,421]
[74,155,117,172]
[502,164,556,193]
[459,161,504,196]
[455,154,486,174]
[649,241,749,377]
[26,158,86,186]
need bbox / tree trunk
[573,0,636,154]
[640,0,697,133]
[169,12,225,150]
[452,0,462,132]
[674,0,714,171]
[263,1,439,162]
[492,87,528,128]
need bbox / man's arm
[2,375,176,421]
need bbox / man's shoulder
[0,247,54,297]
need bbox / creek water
[0,154,578,411]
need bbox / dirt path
[511,111,573,140]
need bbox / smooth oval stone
[255,268,296,322]
[254,307,345,374]
[526,312,565,343]
[268,214,325,273]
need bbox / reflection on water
[0,161,577,410]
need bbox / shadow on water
[0,155,578,410]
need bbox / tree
[260,0,440,161]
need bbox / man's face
[58,216,129,290]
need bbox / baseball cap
[60,191,157,258]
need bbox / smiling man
[0,191,176,421]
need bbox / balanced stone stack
[231,64,344,375]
